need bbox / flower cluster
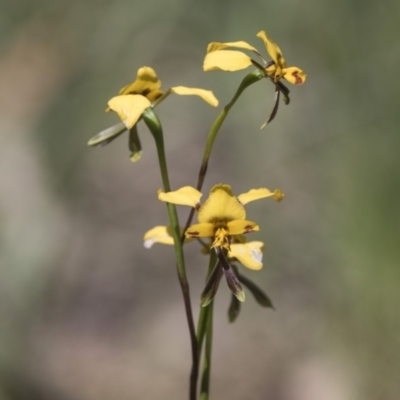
[88,29,305,310]
[88,28,306,399]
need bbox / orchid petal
[158,186,202,208]
[171,86,219,107]
[237,188,284,205]
[108,95,151,129]
[203,50,253,72]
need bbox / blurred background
[1,0,399,399]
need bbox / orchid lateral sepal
[87,121,127,147]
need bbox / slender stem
[182,70,265,239]
[142,109,198,400]
[199,300,214,400]
[197,250,217,399]
[196,251,217,357]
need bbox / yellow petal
[108,95,151,129]
[143,225,194,247]
[185,222,215,238]
[143,226,175,248]
[282,67,307,85]
[227,220,259,235]
[203,50,253,72]
[198,184,246,223]
[237,188,284,205]
[229,241,264,270]
[207,41,258,53]
[256,30,286,69]
[119,66,162,97]
[171,86,219,107]
[158,186,202,208]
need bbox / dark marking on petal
[292,71,303,85]
[187,231,200,237]
[244,225,256,233]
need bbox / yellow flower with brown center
[88,66,218,152]
[158,184,283,251]
[143,225,264,271]
[158,184,283,306]
[107,68,219,130]
[203,30,306,126]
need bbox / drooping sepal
[128,125,142,162]
[228,294,241,323]
[217,248,245,302]
[200,262,224,307]
[235,266,274,309]
[87,122,127,147]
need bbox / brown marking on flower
[187,231,200,237]
[292,71,303,85]
[244,225,255,233]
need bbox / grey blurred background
[1,0,399,399]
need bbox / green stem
[142,109,198,400]
[197,250,217,400]
[196,251,217,357]
[199,300,214,400]
[182,69,265,238]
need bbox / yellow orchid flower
[88,66,219,154]
[157,184,283,305]
[143,225,264,271]
[158,184,283,251]
[203,30,306,126]
[107,67,219,129]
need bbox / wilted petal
[158,186,202,207]
[237,188,284,205]
[203,50,253,72]
[108,95,151,129]
[256,30,286,69]
[229,241,264,270]
[198,184,246,224]
[143,226,175,248]
[207,41,258,53]
[171,86,219,107]
[227,220,259,235]
[282,67,307,85]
